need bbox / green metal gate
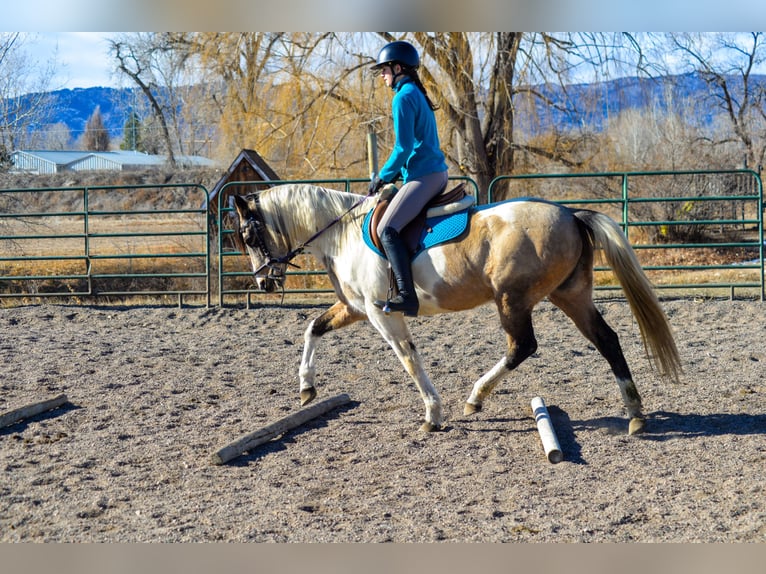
[1,170,762,305]
[0,183,210,306]
[488,169,764,300]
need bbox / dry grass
[3,224,761,305]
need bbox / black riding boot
[374,227,419,317]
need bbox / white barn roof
[10,150,216,174]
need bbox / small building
[10,150,216,174]
[206,148,280,238]
[10,150,94,173]
[206,148,280,218]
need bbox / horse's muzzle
[256,276,282,293]
[252,260,286,293]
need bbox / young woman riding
[369,40,449,317]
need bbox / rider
[369,40,449,317]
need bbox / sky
[23,31,766,94]
[26,32,118,89]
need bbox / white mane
[256,184,368,254]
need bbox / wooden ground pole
[210,393,352,465]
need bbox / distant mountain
[43,86,134,138]
[516,72,766,134]
[12,72,766,142]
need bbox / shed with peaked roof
[207,149,280,217]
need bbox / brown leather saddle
[369,182,475,254]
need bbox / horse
[232,183,682,436]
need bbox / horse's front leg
[300,300,365,406]
[367,307,443,432]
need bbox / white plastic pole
[531,396,563,463]
[367,128,378,179]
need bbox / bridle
[239,193,295,286]
[239,188,375,290]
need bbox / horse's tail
[573,209,682,382]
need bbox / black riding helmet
[370,40,420,71]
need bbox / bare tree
[39,121,72,150]
[0,33,57,160]
[151,33,374,177]
[181,32,288,161]
[665,32,766,170]
[109,33,185,166]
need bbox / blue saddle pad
[362,206,471,258]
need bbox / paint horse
[233,184,681,435]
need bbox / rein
[242,187,375,283]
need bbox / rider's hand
[368,176,385,196]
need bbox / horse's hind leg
[464,300,538,415]
[548,290,645,434]
[299,300,365,406]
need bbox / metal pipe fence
[1,170,762,305]
[0,183,210,306]
[488,169,764,300]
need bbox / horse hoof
[628,417,646,435]
[300,388,317,406]
[420,421,441,432]
[463,402,482,416]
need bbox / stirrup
[374,295,418,317]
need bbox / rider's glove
[368,176,385,196]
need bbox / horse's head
[233,193,287,293]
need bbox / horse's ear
[233,194,250,218]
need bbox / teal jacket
[378,77,447,184]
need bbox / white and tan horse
[233,184,681,435]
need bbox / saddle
[366,182,475,255]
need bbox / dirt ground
[1,297,764,542]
